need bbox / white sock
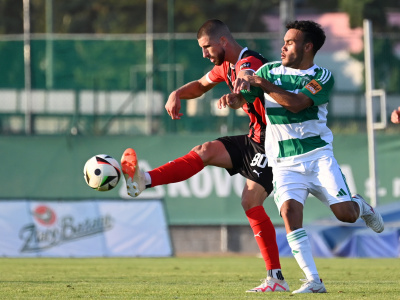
[287,228,320,282]
[144,172,151,187]
[351,195,364,218]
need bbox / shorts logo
[253,170,262,177]
[305,79,322,95]
[336,188,348,197]
[250,153,268,168]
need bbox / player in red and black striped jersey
[121,19,289,293]
[206,48,267,144]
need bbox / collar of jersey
[231,47,249,69]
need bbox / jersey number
[251,153,267,168]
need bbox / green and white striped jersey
[242,61,335,167]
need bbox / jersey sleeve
[206,64,227,84]
[235,56,265,74]
[240,86,264,103]
[301,68,334,106]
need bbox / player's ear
[304,42,313,53]
[220,36,228,47]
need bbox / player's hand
[165,91,184,119]
[233,75,262,94]
[233,77,251,94]
[217,93,243,110]
[391,106,400,124]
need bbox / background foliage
[0,0,399,34]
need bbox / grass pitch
[0,256,399,299]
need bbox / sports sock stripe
[287,229,307,243]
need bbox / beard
[212,49,226,66]
[282,48,304,68]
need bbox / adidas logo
[336,188,348,197]
[273,78,282,85]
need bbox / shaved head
[197,19,233,42]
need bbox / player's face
[281,29,308,69]
[198,35,225,66]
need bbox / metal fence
[1,33,399,135]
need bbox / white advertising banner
[0,200,172,257]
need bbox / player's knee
[280,204,294,219]
[241,196,257,211]
[241,187,266,211]
[280,201,303,222]
[191,142,214,164]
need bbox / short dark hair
[197,19,232,41]
[286,20,326,54]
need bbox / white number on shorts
[250,153,267,168]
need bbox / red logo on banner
[33,205,56,226]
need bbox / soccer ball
[83,154,121,191]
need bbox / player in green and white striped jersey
[221,20,384,294]
[243,61,334,166]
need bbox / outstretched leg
[121,140,231,197]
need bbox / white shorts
[272,155,353,213]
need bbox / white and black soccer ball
[83,154,121,191]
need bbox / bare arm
[165,75,217,119]
[234,75,313,113]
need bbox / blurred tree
[339,0,387,30]
[296,0,338,12]
[55,0,147,33]
[338,0,399,29]
[173,0,279,33]
[57,0,281,34]
[0,0,23,34]
[1,0,400,34]
[0,0,280,34]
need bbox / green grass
[0,257,399,299]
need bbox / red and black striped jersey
[206,47,268,144]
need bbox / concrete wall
[169,225,262,255]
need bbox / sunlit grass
[0,257,399,299]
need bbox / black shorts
[216,135,273,194]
